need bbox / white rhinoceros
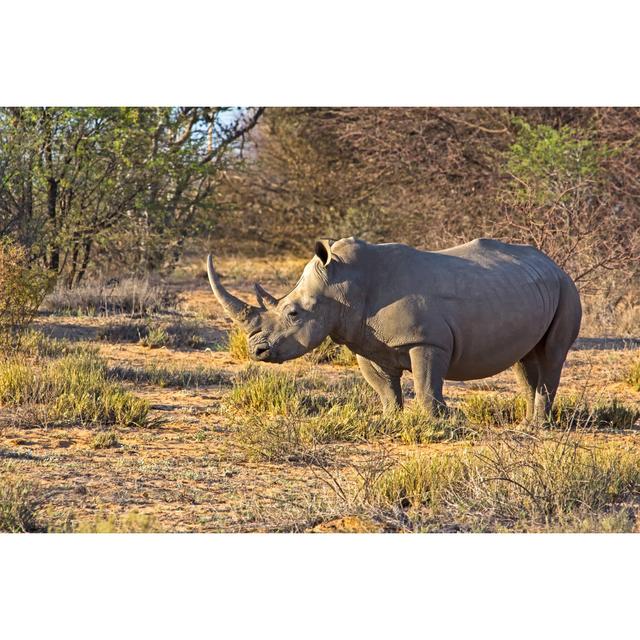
[207,237,581,423]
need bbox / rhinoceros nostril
[254,345,270,357]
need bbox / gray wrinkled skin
[207,237,582,423]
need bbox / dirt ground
[1,256,639,532]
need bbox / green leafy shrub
[507,117,604,205]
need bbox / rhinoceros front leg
[409,345,450,416]
[356,355,403,413]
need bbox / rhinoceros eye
[287,308,299,320]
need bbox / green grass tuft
[461,392,638,431]
[227,327,249,361]
[626,359,640,391]
[0,352,151,428]
[92,430,121,449]
[139,325,169,348]
[228,367,307,416]
[462,393,526,426]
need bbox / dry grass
[109,362,229,389]
[367,432,640,531]
[227,367,313,416]
[99,318,209,350]
[2,261,638,533]
[41,277,176,316]
[19,329,90,359]
[73,510,160,533]
[231,368,471,462]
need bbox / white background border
[1,1,639,637]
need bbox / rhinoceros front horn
[254,283,278,310]
[206,254,259,325]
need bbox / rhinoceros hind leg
[533,359,564,423]
[356,355,403,413]
[532,282,581,423]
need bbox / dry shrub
[0,477,41,532]
[369,433,640,531]
[580,286,640,337]
[0,240,53,349]
[41,277,176,316]
[306,338,357,366]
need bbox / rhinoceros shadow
[573,337,640,351]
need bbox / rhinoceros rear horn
[254,283,278,310]
[206,254,259,325]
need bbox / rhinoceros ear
[314,239,333,267]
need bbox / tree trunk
[47,177,60,271]
[74,238,93,286]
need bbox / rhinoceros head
[206,240,341,363]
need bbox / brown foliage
[217,108,639,295]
